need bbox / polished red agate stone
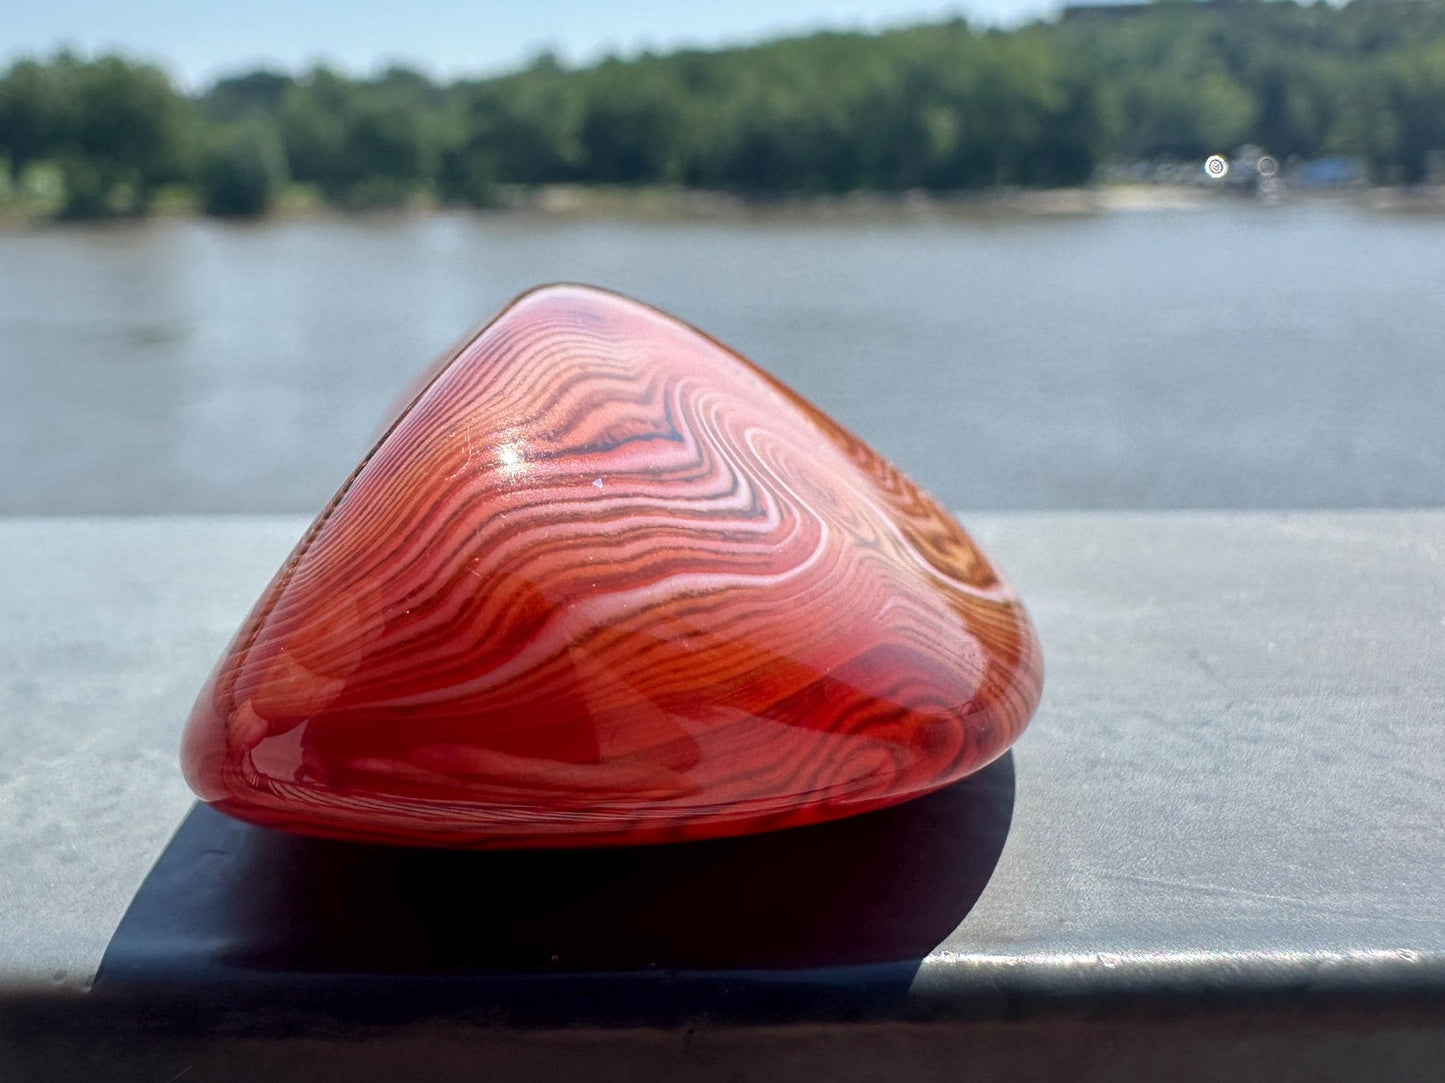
[181,284,1043,848]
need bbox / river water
[2,202,1442,514]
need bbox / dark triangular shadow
[96,753,1013,1025]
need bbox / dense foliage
[3,0,1444,218]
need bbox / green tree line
[2,0,1444,219]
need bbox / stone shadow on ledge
[95,753,1014,1027]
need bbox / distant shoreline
[499,183,1445,219]
[4,182,1445,229]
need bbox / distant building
[1294,158,1369,189]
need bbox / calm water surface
[2,203,1442,513]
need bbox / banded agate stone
[181,285,1043,848]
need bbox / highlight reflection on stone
[181,284,1043,848]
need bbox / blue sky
[2,1,1061,88]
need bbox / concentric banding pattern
[181,284,1043,847]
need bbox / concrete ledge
[1,511,1441,1078]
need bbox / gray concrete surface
[0,516,300,992]
[0,512,1442,1083]
[1,510,1441,1000]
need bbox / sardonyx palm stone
[181,284,1043,848]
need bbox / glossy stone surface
[180,285,1043,848]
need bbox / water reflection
[2,206,1443,513]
